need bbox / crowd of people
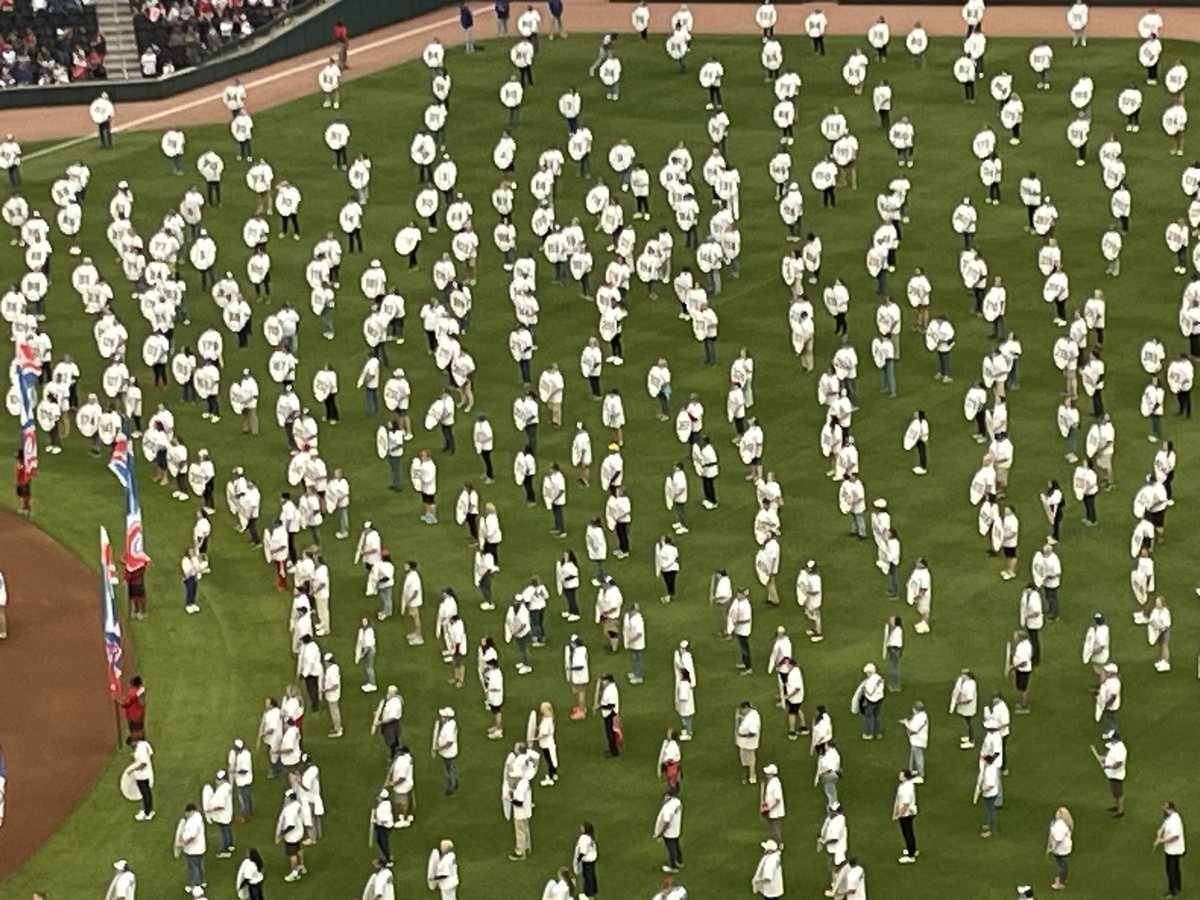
[133,0,293,77]
[2,0,1199,899]
[0,0,106,86]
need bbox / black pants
[375,824,391,863]
[1028,629,1041,666]
[1166,855,1182,895]
[899,815,917,856]
[1179,390,1192,418]
[664,836,683,868]
[381,721,400,756]
[304,674,320,710]
[702,477,717,505]
[736,634,751,669]
[615,522,630,553]
[137,778,153,814]
[206,180,221,204]
[541,747,557,778]
[480,450,494,480]
[347,229,362,252]
[663,571,677,597]
[441,424,455,454]
[324,396,339,423]
[588,376,601,398]
[603,714,619,755]
[523,476,536,504]
[280,214,300,236]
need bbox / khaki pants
[0,607,7,638]
[514,817,531,855]
[327,700,342,734]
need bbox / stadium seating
[0,0,106,86]
[132,0,292,77]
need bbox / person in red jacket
[14,448,32,517]
[333,21,349,69]
[122,676,147,741]
[126,563,148,619]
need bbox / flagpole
[114,698,124,750]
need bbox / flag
[109,434,152,571]
[13,341,40,480]
[100,526,123,698]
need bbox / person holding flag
[14,339,40,516]
[108,434,153,575]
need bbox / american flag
[109,435,152,571]
[13,342,40,479]
[100,527,123,698]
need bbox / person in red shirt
[14,449,32,518]
[122,676,146,741]
[126,563,148,619]
[333,21,348,69]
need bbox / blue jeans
[516,635,531,667]
[237,785,252,819]
[681,714,693,735]
[887,564,899,597]
[842,377,857,406]
[862,700,882,737]
[630,648,644,679]
[365,388,379,416]
[530,609,545,643]
[479,574,493,606]
[552,505,565,534]
[218,822,233,853]
[443,757,459,793]
[983,796,998,832]
[887,646,902,689]
[736,635,751,669]
[820,773,839,806]
[388,456,403,490]
[1055,854,1068,884]
[361,646,376,687]
[183,576,197,607]
[336,508,349,535]
[909,745,925,778]
[1044,587,1059,620]
[674,502,688,528]
[882,360,896,396]
[186,854,205,887]
[379,586,393,617]
[937,351,952,378]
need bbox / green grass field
[4,30,1200,900]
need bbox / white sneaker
[1154,659,1171,672]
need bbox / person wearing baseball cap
[752,838,784,898]
[759,764,785,847]
[106,859,136,899]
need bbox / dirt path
[0,3,1189,144]
[0,509,120,881]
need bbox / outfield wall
[0,0,454,110]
